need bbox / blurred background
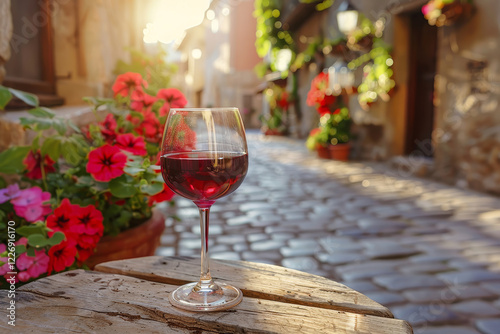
[0,0,499,210]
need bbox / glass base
[169,281,243,312]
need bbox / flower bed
[0,72,191,286]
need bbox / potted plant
[260,84,291,135]
[306,71,352,161]
[0,72,191,286]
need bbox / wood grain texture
[95,256,393,318]
[3,270,413,334]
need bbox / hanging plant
[291,37,349,72]
[348,39,395,108]
[253,0,295,77]
[422,0,475,27]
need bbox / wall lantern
[275,49,293,72]
[337,1,359,34]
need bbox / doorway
[404,10,438,157]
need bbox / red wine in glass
[161,151,248,208]
[160,107,248,312]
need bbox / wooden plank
[4,270,413,334]
[95,256,393,318]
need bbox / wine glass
[160,107,249,311]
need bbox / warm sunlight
[143,0,211,44]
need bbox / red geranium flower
[307,72,337,110]
[86,144,127,182]
[47,240,77,274]
[317,104,332,116]
[164,118,196,151]
[116,133,147,156]
[309,128,321,137]
[148,183,175,206]
[135,111,163,143]
[76,246,94,263]
[77,233,102,249]
[277,91,290,109]
[130,90,157,112]
[98,113,117,143]
[157,88,188,116]
[23,150,56,180]
[46,198,79,234]
[112,72,147,98]
[71,204,104,236]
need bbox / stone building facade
[282,0,500,195]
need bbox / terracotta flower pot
[317,145,330,159]
[328,143,351,161]
[85,209,165,269]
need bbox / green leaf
[27,247,36,257]
[0,146,31,174]
[52,119,67,135]
[123,166,145,176]
[17,223,46,237]
[67,120,81,133]
[15,244,26,254]
[61,140,82,165]
[41,137,62,161]
[20,117,53,130]
[76,176,94,186]
[28,107,56,118]
[109,175,137,198]
[28,234,49,248]
[0,176,6,189]
[0,86,12,109]
[47,232,65,246]
[9,87,38,107]
[140,182,163,196]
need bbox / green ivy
[348,39,395,107]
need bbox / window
[4,0,63,107]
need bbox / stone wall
[433,0,500,194]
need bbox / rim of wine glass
[170,107,239,112]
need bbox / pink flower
[18,271,31,282]
[16,253,34,271]
[86,144,127,182]
[422,3,431,15]
[11,187,51,222]
[116,133,147,156]
[16,250,49,280]
[16,237,28,246]
[0,184,21,204]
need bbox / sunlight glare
[143,0,211,44]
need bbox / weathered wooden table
[4,256,413,333]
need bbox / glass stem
[198,207,213,288]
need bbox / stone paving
[157,131,500,334]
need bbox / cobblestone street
[157,131,500,334]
